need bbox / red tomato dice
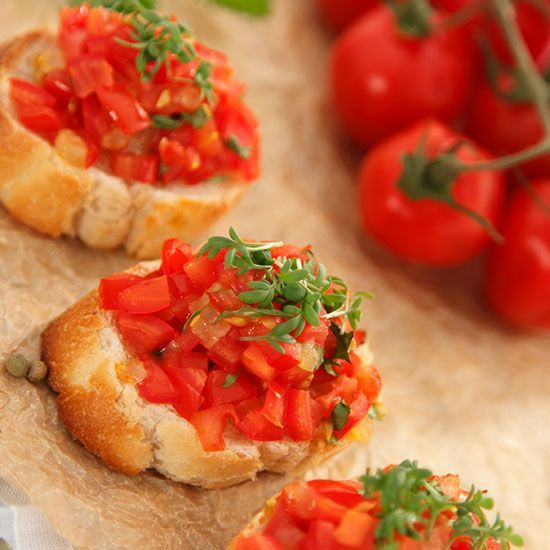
[191,404,239,451]
[161,239,194,274]
[117,275,171,314]
[116,311,176,353]
[138,362,179,404]
[98,273,145,309]
[164,366,207,419]
[205,369,257,406]
[242,344,278,382]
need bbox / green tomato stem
[492,0,550,135]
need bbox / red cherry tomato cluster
[99,239,382,451]
[9,5,259,185]
[317,0,550,329]
[232,474,502,550]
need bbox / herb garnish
[152,105,210,130]
[222,371,240,388]
[225,135,251,159]
[330,400,351,432]
[360,460,524,550]
[323,322,353,376]
[197,228,372,353]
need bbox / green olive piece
[4,354,30,378]
[27,360,48,383]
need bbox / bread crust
[42,262,375,489]
[0,30,249,259]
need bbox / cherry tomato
[466,79,550,179]
[485,179,550,328]
[358,120,506,265]
[485,0,550,67]
[314,0,377,33]
[330,5,475,147]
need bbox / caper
[27,360,48,383]
[4,354,30,378]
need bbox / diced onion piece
[191,304,230,348]
[298,343,323,372]
[54,129,88,168]
[126,359,147,383]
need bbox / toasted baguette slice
[42,260,376,489]
[0,30,248,259]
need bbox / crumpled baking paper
[0,0,548,547]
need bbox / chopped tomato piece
[282,481,318,521]
[12,102,65,133]
[111,152,159,183]
[307,480,364,508]
[69,55,114,98]
[117,275,171,314]
[162,239,194,274]
[116,311,176,353]
[191,404,238,451]
[333,509,376,548]
[164,366,207,419]
[314,375,358,417]
[207,287,242,312]
[162,350,208,372]
[334,393,371,439]
[305,520,336,550]
[285,388,320,441]
[256,341,301,370]
[43,69,73,104]
[98,273,145,309]
[183,255,217,290]
[355,364,382,402]
[9,78,57,107]
[96,85,150,134]
[234,534,281,550]
[261,383,286,427]
[238,407,285,441]
[206,369,257,406]
[138,362,179,404]
[242,344,277,382]
[209,331,247,371]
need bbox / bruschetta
[42,230,383,488]
[231,459,524,549]
[0,3,259,259]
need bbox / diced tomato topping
[234,534,281,550]
[261,383,286,427]
[307,480,365,508]
[111,152,159,183]
[205,369,257,406]
[242,344,277,382]
[99,238,381,452]
[116,275,171,314]
[305,520,336,550]
[96,85,150,135]
[333,509,376,548]
[138,361,179,404]
[334,393,371,439]
[164,366,207,419]
[43,69,73,104]
[183,255,217,290]
[191,404,238,451]
[98,273,145,309]
[161,238,195,275]
[69,55,114,98]
[238,407,285,441]
[116,311,176,353]
[285,388,321,441]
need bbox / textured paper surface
[0,0,549,547]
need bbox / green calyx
[398,141,503,243]
[386,0,433,38]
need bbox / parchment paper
[0,0,548,548]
